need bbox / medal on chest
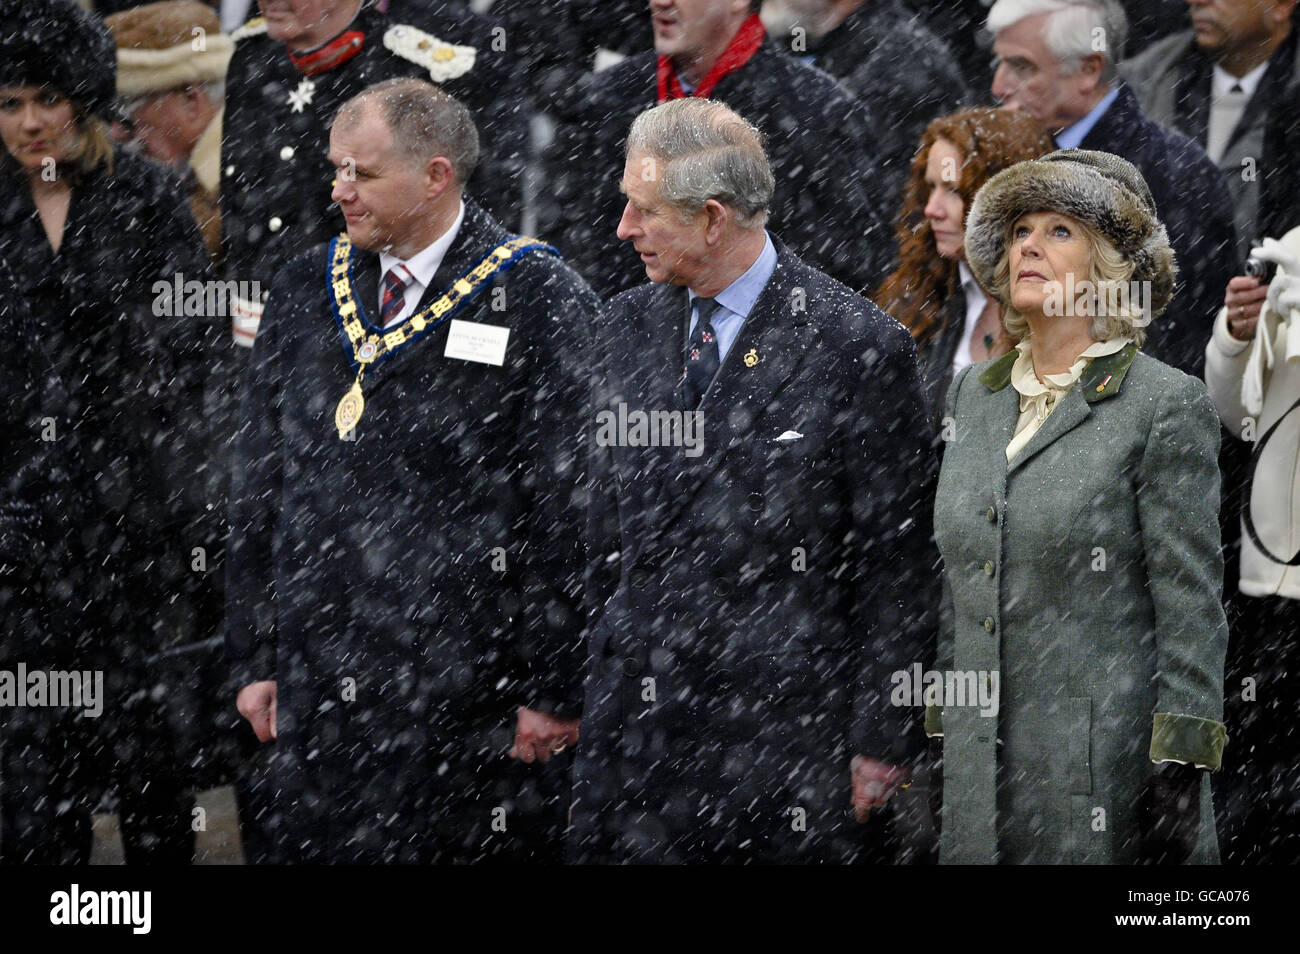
[287,77,317,113]
[326,232,560,439]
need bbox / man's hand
[851,755,909,822]
[236,681,277,742]
[510,706,579,764]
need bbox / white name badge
[444,319,510,366]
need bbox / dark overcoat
[0,148,218,856]
[0,148,216,693]
[539,40,894,299]
[572,239,940,863]
[794,0,968,200]
[224,199,596,863]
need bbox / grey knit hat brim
[963,148,1177,319]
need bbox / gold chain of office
[329,232,541,439]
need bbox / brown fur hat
[963,148,1177,318]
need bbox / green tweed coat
[930,343,1228,864]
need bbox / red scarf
[657,14,766,102]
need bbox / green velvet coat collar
[978,341,1139,403]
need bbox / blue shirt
[1054,86,1120,149]
[687,232,778,364]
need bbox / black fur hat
[964,148,1177,319]
[0,0,117,121]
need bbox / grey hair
[332,77,480,185]
[987,0,1128,84]
[625,98,774,229]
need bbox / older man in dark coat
[564,98,939,863]
[221,0,528,348]
[226,79,594,863]
[988,0,1237,379]
[540,0,892,300]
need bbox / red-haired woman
[875,108,1055,419]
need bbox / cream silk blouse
[1006,336,1133,463]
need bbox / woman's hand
[1224,275,1267,341]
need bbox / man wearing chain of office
[225,78,597,863]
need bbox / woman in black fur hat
[929,149,1230,864]
[0,0,216,864]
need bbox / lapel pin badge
[1096,374,1112,393]
[743,348,759,368]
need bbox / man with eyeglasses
[987,0,1236,379]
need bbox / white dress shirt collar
[378,200,466,325]
[1212,60,1269,99]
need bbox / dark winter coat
[572,238,940,863]
[225,198,596,863]
[915,283,973,424]
[0,257,69,667]
[0,148,217,668]
[539,40,894,300]
[0,147,219,803]
[790,0,968,200]
[932,346,1228,864]
[1075,83,1238,378]
[491,0,652,109]
[1121,27,1300,260]
[220,0,529,295]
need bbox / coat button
[747,492,764,512]
[715,579,734,598]
[986,506,997,523]
[621,657,642,677]
[983,617,995,633]
[983,561,994,576]
[224,164,235,177]
[268,216,283,232]
[280,146,295,160]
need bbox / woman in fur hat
[875,108,1055,420]
[0,0,214,864]
[929,149,1229,864]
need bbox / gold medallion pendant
[336,379,365,439]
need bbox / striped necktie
[380,264,415,327]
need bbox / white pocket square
[773,430,804,442]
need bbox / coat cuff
[924,704,943,737]
[1210,306,1251,358]
[1149,712,1226,770]
[225,642,276,697]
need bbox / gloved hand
[1249,238,1300,318]
[1136,761,1203,864]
